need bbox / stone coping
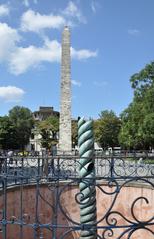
[0,179,153,194]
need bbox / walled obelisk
[59,26,72,152]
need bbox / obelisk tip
[64,25,69,30]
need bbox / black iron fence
[0,154,154,238]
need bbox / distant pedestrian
[7,150,13,164]
[138,158,143,164]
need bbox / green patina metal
[78,117,97,239]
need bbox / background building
[27,106,59,152]
[33,106,59,121]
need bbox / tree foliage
[9,106,34,150]
[0,116,15,150]
[119,62,154,149]
[94,110,121,149]
[37,116,59,150]
[0,106,34,150]
[130,62,154,96]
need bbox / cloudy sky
[0,0,154,118]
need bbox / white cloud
[9,38,97,75]
[21,9,66,32]
[72,80,81,87]
[91,1,96,13]
[9,39,61,75]
[128,29,140,36]
[0,23,20,62]
[21,2,86,33]
[91,0,100,13]
[23,0,29,7]
[63,1,86,24]
[0,22,97,75]
[23,0,38,7]
[71,47,97,60]
[0,86,25,102]
[0,4,10,17]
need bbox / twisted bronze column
[78,117,97,239]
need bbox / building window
[31,144,35,151]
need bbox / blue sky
[0,0,154,118]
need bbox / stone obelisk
[59,26,72,153]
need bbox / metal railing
[0,154,154,238]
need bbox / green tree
[119,62,154,149]
[9,106,34,150]
[130,61,154,97]
[94,110,121,149]
[119,102,144,149]
[0,116,15,150]
[37,116,59,150]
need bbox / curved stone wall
[0,182,153,239]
